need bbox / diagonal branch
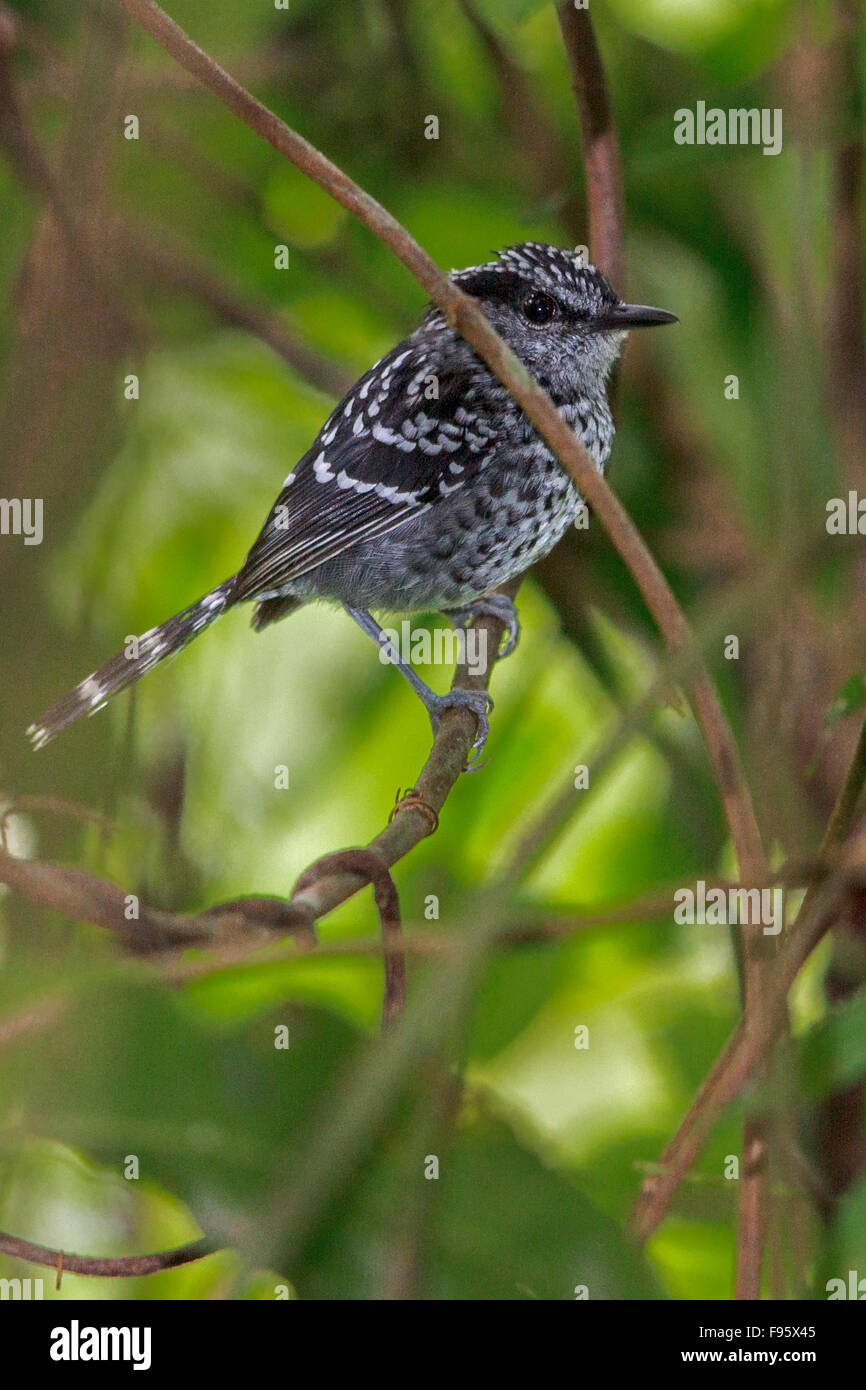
[111,0,764,938]
[1,606,509,955]
[631,713,866,1241]
[457,0,575,223]
[86,4,770,1271]
[125,226,354,399]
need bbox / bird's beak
[599,303,679,329]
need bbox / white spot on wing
[375,482,420,506]
[336,469,375,494]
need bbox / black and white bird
[28,243,676,758]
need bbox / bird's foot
[425,687,493,769]
[447,594,520,659]
[342,606,494,770]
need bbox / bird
[28,242,676,760]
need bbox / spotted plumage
[28,243,676,754]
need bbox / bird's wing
[232,334,495,602]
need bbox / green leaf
[296,1115,664,1300]
[824,674,866,729]
[798,990,866,1101]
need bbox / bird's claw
[448,595,520,660]
[427,688,493,770]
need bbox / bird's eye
[522,292,557,325]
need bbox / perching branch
[293,849,406,1030]
[1,603,510,956]
[9,0,780,1282]
[0,1229,216,1280]
[111,0,765,970]
[0,838,841,981]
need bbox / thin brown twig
[35,0,769,1274]
[294,849,406,1030]
[630,875,845,1244]
[11,0,856,1289]
[1,604,510,957]
[0,846,270,951]
[0,993,68,1047]
[631,715,866,1241]
[734,693,866,1293]
[0,1229,216,1278]
[555,2,624,291]
[0,37,349,407]
[164,857,852,985]
[457,0,574,221]
[0,796,113,852]
[0,16,126,328]
[0,850,847,980]
[111,0,765,962]
[124,226,353,398]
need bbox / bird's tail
[27,578,236,749]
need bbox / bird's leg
[343,606,493,759]
[444,593,521,659]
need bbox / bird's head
[451,242,677,404]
